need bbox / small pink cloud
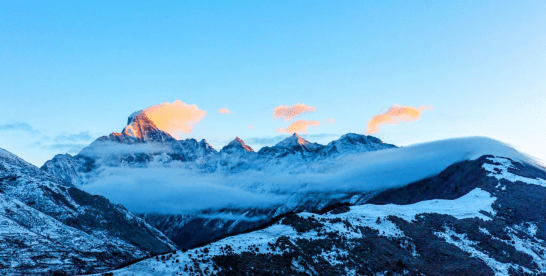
[218,108,232,114]
[273,104,317,121]
[248,125,255,129]
[276,120,320,134]
[366,104,432,134]
[324,118,335,124]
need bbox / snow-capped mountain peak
[221,137,254,153]
[199,138,211,146]
[272,133,323,152]
[323,133,397,155]
[275,133,307,147]
[120,111,174,142]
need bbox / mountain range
[42,110,397,185]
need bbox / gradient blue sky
[1,1,545,166]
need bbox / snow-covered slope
[94,155,546,276]
[0,148,176,275]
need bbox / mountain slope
[0,148,176,275]
[97,155,546,275]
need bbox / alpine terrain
[30,109,546,275]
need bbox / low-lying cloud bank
[82,137,534,215]
[84,167,288,214]
[80,141,174,157]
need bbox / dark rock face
[367,156,495,205]
[65,187,175,254]
[0,148,176,275]
[367,155,546,232]
[142,192,374,250]
[144,214,266,250]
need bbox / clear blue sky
[1,1,545,166]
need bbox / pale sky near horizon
[1,1,545,166]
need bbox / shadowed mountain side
[0,148,176,275]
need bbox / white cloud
[143,100,207,138]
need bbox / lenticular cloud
[143,100,207,138]
[366,105,432,134]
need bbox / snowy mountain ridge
[94,155,546,276]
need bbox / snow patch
[483,157,546,187]
[435,226,532,276]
